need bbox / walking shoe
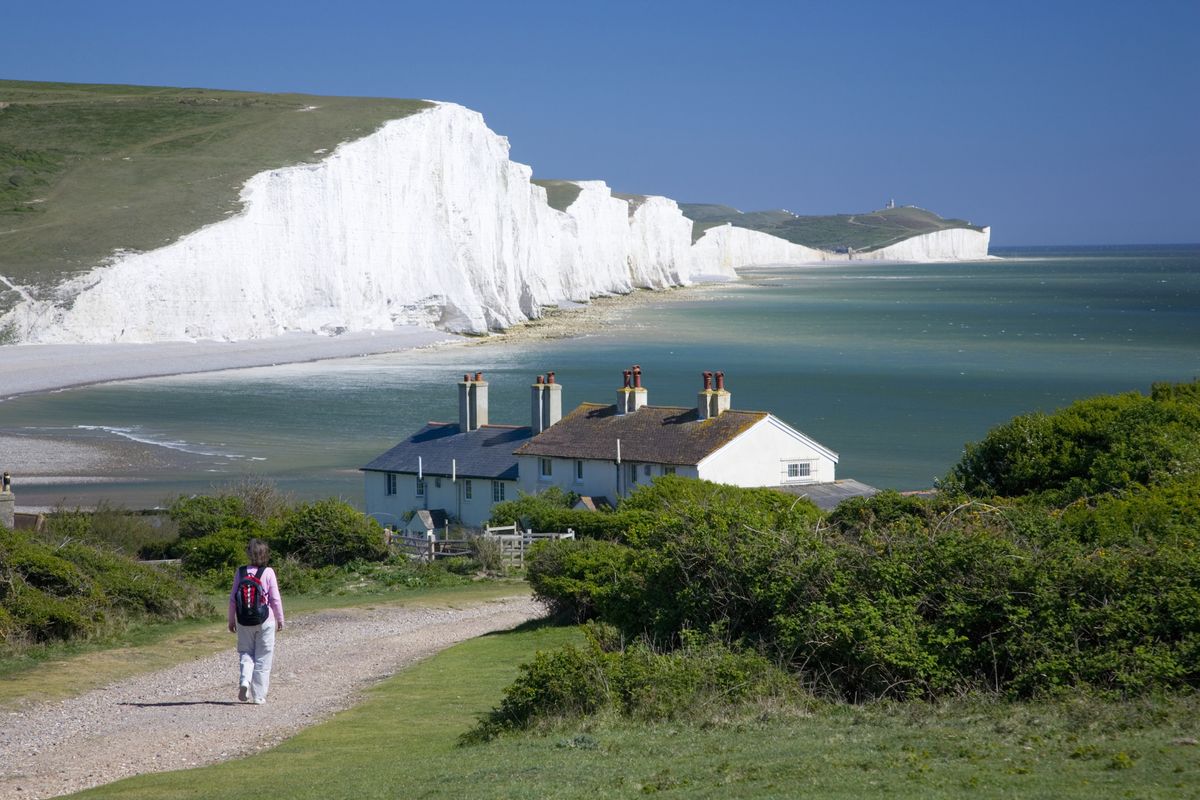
[252,697,266,705]
[238,684,249,702]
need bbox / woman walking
[228,538,285,704]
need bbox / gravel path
[0,596,543,800]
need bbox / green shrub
[0,528,213,647]
[273,499,387,566]
[168,495,253,540]
[488,486,659,541]
[463,633,796,742]
[526,538,637,623]
[179,528,251,576]
[947,381,1200,502]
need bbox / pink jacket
[228,565,285,629]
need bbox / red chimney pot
[463,373,470,382]
[475,371,483,382]
[547,371,556,384]
[623,370,631,388]
[716,371,725,391]
[536,374,544,384]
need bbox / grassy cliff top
[0,80,430,303]
[680,203,985,251]
[530,179,583,212]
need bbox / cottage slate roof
[361,423,531,480]
[773,479,879,511]
[513,403,768,465]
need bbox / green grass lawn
[0,581,527,707]
[64,621,1199,800]
[0,80,429,311]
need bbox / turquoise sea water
[1,245,1197,508]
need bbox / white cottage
[363,367,862,530]
[514,368,838,501]
[361,373,531,528]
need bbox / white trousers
[236,616,276,702]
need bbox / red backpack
[234,566,271,626]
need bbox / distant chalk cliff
[2,103,991,344]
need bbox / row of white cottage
[362,367,861,529]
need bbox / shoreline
[0,282,727,401]
[0,282,725,503]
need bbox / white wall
[697,417,836,487]
[517,454,699,501]
[363,471,515,529]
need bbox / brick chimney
[697,371,714,420]
[629,365,648,412]
[616,369,632,415]
[711,371,731,416]
[542,371,562,430]
[531,372,563,433]
[458,372,489,432]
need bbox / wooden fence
[384,525,576,568]
[482,525,575,569]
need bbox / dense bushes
[527,487,1200,700]
[274,499,387,566]
[464,625,798,742]
[947,380,1200,502]
[168,490,388,576]
[0,528,213,646]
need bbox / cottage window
[416,478,426,497]
[435,477,442,488]
[539,458,553,478]
[464,479,473,499]
[575,460,584,482]
[492,480,506,502]
[643,464,652,477]
[664,466,676,476]
[784,462,812,482]
[385,473,397,496]
[628,463,638,484]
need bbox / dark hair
[246,538,271,567]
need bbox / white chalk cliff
[2,103,991,344]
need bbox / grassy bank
[0,80,428,303]
[0,581,527,707]
[680,203,984,250]
[65,623,1197,799]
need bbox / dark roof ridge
[571,401,769,416]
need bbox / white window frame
[574,460,584,483]
[416,478,426,497]
[643,464,652,478]
[385,473,397,496]
[628,463,638,484]
[492,480,506,502]
[782,460,813,483]
[539,458,553,479]
[464,479,473,500]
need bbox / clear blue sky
[3,0,1197,245]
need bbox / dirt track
[0,597,543,800]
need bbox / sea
[2,244,1197,509]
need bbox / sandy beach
[1,283,723,400]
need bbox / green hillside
[680,203,985,251]
[0,80,429,311]
[531,179,582,212]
